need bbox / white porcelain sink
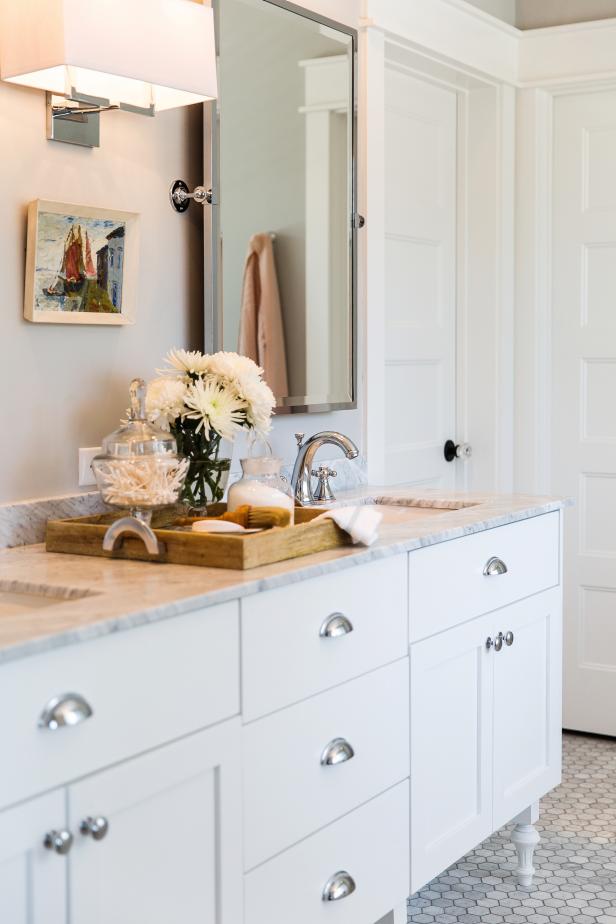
[0,582,93,618]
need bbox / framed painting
[24,200,140,325]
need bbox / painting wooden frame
[24,199,140,325]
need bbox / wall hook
[169,179,214,212]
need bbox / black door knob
[444,440,472,462]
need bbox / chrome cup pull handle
[80,816,109,841]
[44,829,73,855]
[319,613,354,638]
[38,692,93,731]
[483,556,508,577]
[322,870,357,902]
[320,737,355,767]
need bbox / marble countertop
[0,488,569,665]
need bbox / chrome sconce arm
[169,180,214,213]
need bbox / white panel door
[384,67,457,487]
[410,612,494,894]
[492,590,563,830]
[552,91,616,735]
[0,791,66,924]
[68,721,243,924]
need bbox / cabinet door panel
[410,614,494,894]
[68,720,242,924]
[493,589,562,829]
[0,791,66,924]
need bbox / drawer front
[0,602,239,810]
[409,512,560,642]
[242,555,408,720]
[243,658,409,870]
[244,781,410,924]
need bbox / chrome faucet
[291,431,359,505]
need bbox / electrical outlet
[79,447,101,487]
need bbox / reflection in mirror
[214,0,356,412]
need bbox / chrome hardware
[295,432,305,449]
[486,636,495,650]
[291,431,359,505]
[322,870,357,902]
[38,693,93,731]
[321,737,355,766]
[311,465,338,504]
[353,213,366,229]
[47,89,154,149]
[44,830,73,855]
[505,630,514,647]
[483,557,508,577]
[320,613,354,638]
[494,631,504,652]
[444,440,473,462]
[102,516,162,557]
[169,179,214,212]
[80,816,109,841]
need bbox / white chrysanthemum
[204,352,275,434]
[146,377,187,431]
[184,378,246,440]
[163,348,211,376]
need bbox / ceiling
[465,0,616,29]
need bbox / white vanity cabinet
[0,791,67,924]
[67,722,242,924]
[408,512,562,893]
[0,601,243,924]
[0,506,563,924]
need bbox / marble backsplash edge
[0,492,109,550]
[0,457,369,550]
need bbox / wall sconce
[0,0,218,149]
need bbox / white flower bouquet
[147,349,275,511]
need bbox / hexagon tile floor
[407,732,616,924]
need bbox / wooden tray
[45,505,352,570]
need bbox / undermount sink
[0,582,94,618]
[354,496,481,526]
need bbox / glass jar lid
[100,378,178,459]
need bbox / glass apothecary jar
[92,379,189,525]
[227,457,295,524]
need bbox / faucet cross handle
[312,466,338,504]
[294,432,305,449]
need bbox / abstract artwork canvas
[24,200,139,325]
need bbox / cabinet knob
[319,613,354,638]
[80,816,109,841]
[505,630,514,647]
[486,632,505,651]
[44,829,73,855]
[483,557,508,577]
[320,737,355,767]
[322,870,357,902]
[38,692,93,731]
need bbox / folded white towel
[316,505,383,547]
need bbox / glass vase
[174,426,231,514]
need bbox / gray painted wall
[0,78,203,503]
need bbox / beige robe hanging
[238,233,289,405]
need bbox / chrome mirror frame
[205,0,358,415]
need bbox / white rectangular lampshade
[0,0,217,110]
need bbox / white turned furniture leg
[511,802,540,887]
